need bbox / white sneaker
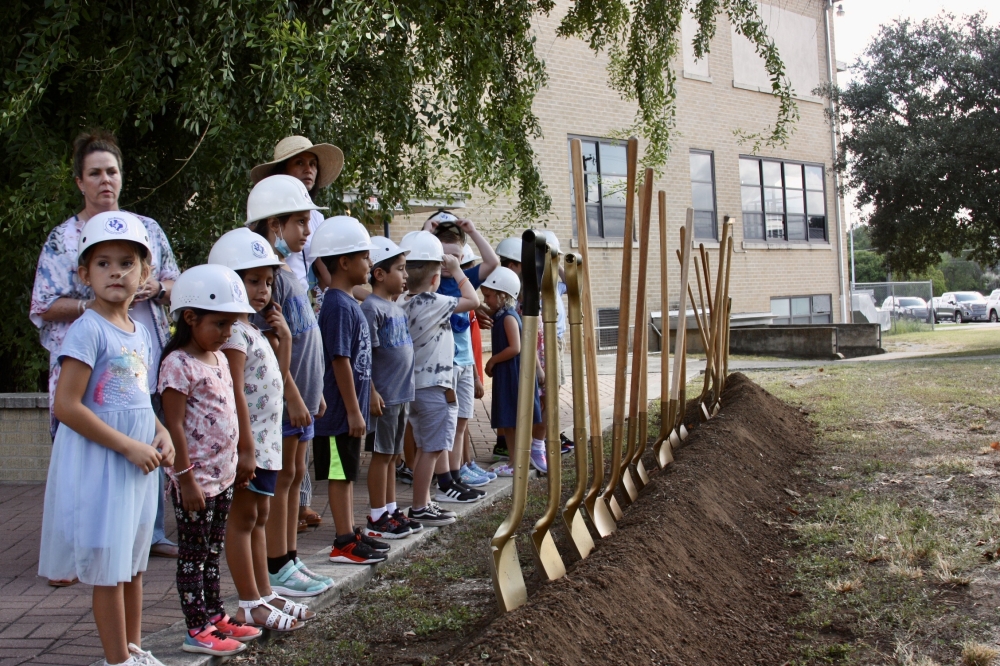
[127,644,165,666]
[105,656,139,666]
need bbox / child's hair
[369,255,401,287]
[322,250,367,275]
[500,258,521,270]
[78,240,151,274]
[160,308,209,375]
[250,214,292,239]
[72,129,123,180]
[405,260,441,292]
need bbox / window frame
[689,149,719,241]
[740,156,828,244]
[568,136,629,240]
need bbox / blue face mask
[274,233,292,258]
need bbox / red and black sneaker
[328,535,388,565]
[366,512,412,540]
[355,526,390,552]
[393,508,423,533]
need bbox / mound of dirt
[446,373,814,665]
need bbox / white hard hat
[482,266,521,299]
[496,237,523,263]
[369,236,409,266]
[399,230,444,262]
[208,228,282,272]
[427,210,458,224]
[78,211,152,262]
[246,174,327,225]
[310,216,377,259]
[461,243,480,264]
[169,264,256,320]
[539,230,561,254]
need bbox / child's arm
[223,348,256,489]
[152,417,175,467]
[371,385,384,418]
[458,218,500,279]
[484,315,521,376]
[312,257,332,291]
[263,303,292,377]
[161,388,206,511]
[53,358,163,473]
[352,285,371,302]
[443,254,480,314]
[331,357,366,438]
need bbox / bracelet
[174,464,197,477]
[458,278,469,289]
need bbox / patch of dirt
[446,373,814,665]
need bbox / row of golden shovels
[489,137,734,613]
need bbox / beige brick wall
[0,394,51,482]
[389,0,848,324]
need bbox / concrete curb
[94,477,517,666]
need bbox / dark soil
[445,372,815,665]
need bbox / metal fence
[852,281,934,333]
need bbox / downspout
[823,0,848,323]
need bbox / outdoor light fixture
[837,3,845,16]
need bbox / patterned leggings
[172,485,234,630]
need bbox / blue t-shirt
[360,294,415,406]
[437,265,484,367]
[315,288,372,437]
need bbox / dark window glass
[689,150,717,240]
[741,157,828,243]
[569,138,632,239]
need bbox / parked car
[987,289,1000,322]
[935,291,988,323]
[880,296,930,322]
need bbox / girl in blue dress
[38,212,175,666]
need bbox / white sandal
[238,598,301,632]
[262,592,316,622]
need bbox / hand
[265,303,291,340]
[152,429,175,467]
[371,392,385,418]
[474,376,485,400]
[317,394,327,419]
[347,410,366,439]
[441,254,461,276]
[456,218,476,235]
[124,440,162,474]
[235,451,256,488]
[476,304,494,329]
[287,395,311,428]
[179,473,206,512]
[537,367,546,386]
[134,276,161,302]
[485,358,495,378]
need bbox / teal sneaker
[269,559,326,597]
[294,557,333,589]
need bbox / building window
[740,157,827,243]
[568,138,627,239]
[689,150,717,240]
[771,294,832,324]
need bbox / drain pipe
[823,0,848,323]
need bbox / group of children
[38,146,566,664]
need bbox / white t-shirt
[284,210,324,291]
[402,291,458,391]
[220,320,284,471]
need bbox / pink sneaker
[182,625,247,656]
[211,614,262,643]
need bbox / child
[209,229,312,631]
[311,216,390,564]
[482,267,543,475]
[360,237,423,539]
[246,174,331,596]
[159,264,260,656]
[39,212,174,666]
[491,236,523,461]
[399,231,480,524]
[460,245,496,483]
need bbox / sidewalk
[1,355,668,666]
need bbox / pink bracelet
[174,464,196,477]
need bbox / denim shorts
[247,468,279,496]
[282,419,315,441]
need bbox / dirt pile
[446,373,814,665]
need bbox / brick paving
[1,354,665,666]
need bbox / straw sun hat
[250,135,345,190]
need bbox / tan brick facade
[0,394,51,482]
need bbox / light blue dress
[38,310,159,586]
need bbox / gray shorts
[453,364,476,420]
[365,402,405,456]
[409,386,458,453]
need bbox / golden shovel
[665,210,695,454]
[651,191,674,467]
[489,230,547,613]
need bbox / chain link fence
[852,281,934,334]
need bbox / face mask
[274,231,292,258]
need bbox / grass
[881,324,1000,355]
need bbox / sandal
[237,598,301,632]
[297,518,309,534]
[262,592,316,622]
[300,507,323,527]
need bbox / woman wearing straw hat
[251,135,344,532]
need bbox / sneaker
[294,557,333,589]
[107,657,139,666]
[453,479,486,498]
[560,433,575,450]
[127,644,165,666]
[493,435,509,461]
[491,463,514,477]
[561,442,573,455]
[409,504,457,527]
[396,464,414,484]
[366,512,412,540]
[459,465,490,487]
[468,461,497,481]
[530,447,548,474]
[270,559,326,597]
[329,535,388,564]
[355,526,391,552]
[393,508,423,533]
[435,483,482,503]
[428,501,457,518]
[182,625,247,656]
[211,614,262,643]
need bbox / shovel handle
[521,229,543,317]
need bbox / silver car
[936,291,988,323]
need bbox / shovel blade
[490,539,527,613]
[700,402,712,422]
[679,423,689,441]
[636,459,650,485]
[621,466,639,501]
[655,437,674,468]
[530,530,567,581]
[563,508,596,559]
[712,402,720,416]
[669,429,681,449]
[609,494,624,520]
[585,495,617,537]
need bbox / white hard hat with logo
[208,228,283,271]
[495,237,522,263]
[169,264,256,320]
[482,266,521,299]
[78,211,152,262]
[246,174,327,226]
[399,230,444,262]
[310,216,377,259]
[369,236,410,266]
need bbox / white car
[987,289,1000,322]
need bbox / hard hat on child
[483,266,521,299]
[495,237,522,263]
[169,264,257,321]
[310,216,377,258]
[78,211,152,262]
[399,230,445,262]
[245,174,327,225]
[208,228,283,272]
[369,236,410,266]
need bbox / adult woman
[30,130,182,567]
[250,136,344,536]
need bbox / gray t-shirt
[402,292,457,391]
[361,294,415,406]
[251,267,323,417]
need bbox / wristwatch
[153,285,167,302]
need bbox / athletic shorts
[314,434,362,483]
[247,468,279,496]
[365,402,406,456]
[453,364,476,419]
[409,386,458,453]
[282,419,315,441]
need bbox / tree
[2,0,794,390]
[852,250,886,284]
[834,13,1000,276]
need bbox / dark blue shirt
[438,265,484,365]
[315,288,371,437]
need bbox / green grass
[882,325,1000,355]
